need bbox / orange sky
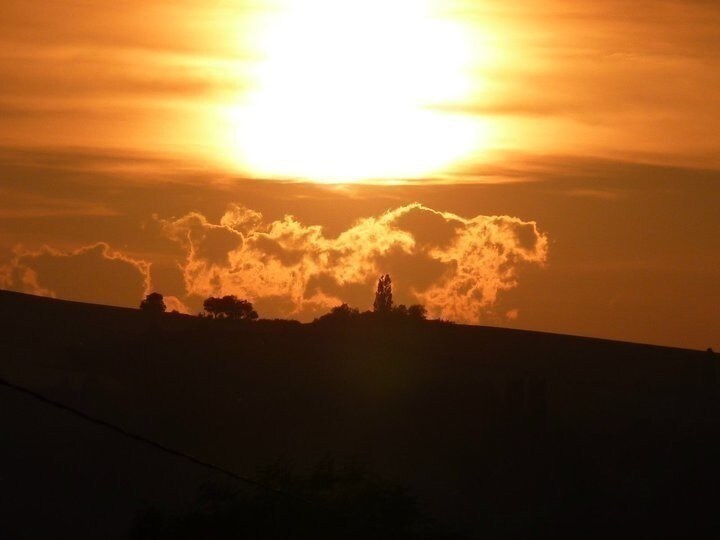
[0,1,718,350]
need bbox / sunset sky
[1,0,718,350]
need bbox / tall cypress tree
[373,274,393,313]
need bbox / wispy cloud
[0,187,119,218]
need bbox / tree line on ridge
[139,274,428,323]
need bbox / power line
[0,375,319,508]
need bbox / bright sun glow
[226,0,490,183]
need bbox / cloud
[564,188,622,200]
[160,211,244,266]
[159,203,548,322]
[0,186,119,218]
[416,214,548,322]
[163,295,190,314]
[0,49,244,101]
[0,242,150,307]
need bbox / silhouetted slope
[1,289,719,539]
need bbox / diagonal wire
[0,375,323,509]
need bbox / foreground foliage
[130,461,467,540]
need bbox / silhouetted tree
[203,297,222,318]
[317,303,360,322]
[373,274,393,313]
[203,295,258,320]
[393,304,408,317]
[139,292,166,315]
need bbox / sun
[226,0,489,183]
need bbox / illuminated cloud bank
[160,203,548,322]
[1,204,548,322]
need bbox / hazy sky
[1,0,718,349]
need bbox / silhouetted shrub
[203,295,258,321]
[387,303,427,321]
[394,304,408,317]
[316,303,361,323]
[139,292,166,315]
[130,460,468,540]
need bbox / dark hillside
[1,289,719,538]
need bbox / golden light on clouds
[225,0,494,182]
[153,203,548,321]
